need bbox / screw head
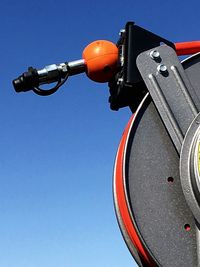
[117,77,124,85]
[119,29,125,36]
[150,50,160,60]
[157,64,168,74]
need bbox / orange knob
[82,40,118,83]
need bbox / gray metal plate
[137,46,198,154]
[124,53,200,266]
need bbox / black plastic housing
[108,22,175,111]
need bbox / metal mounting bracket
[136,45,198,154]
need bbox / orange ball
[82,40,118,83]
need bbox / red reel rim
[113,94,156,266]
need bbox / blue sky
[0,0,199,266]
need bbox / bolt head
[117,77,123,85]
[150,50,160,60]
[157,64,168,74]
[119,29,125,36]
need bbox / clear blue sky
[0,1,199,266]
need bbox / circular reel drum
[114,53,200,266]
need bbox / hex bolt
[157,64,168,74]
[150,50,160,60]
